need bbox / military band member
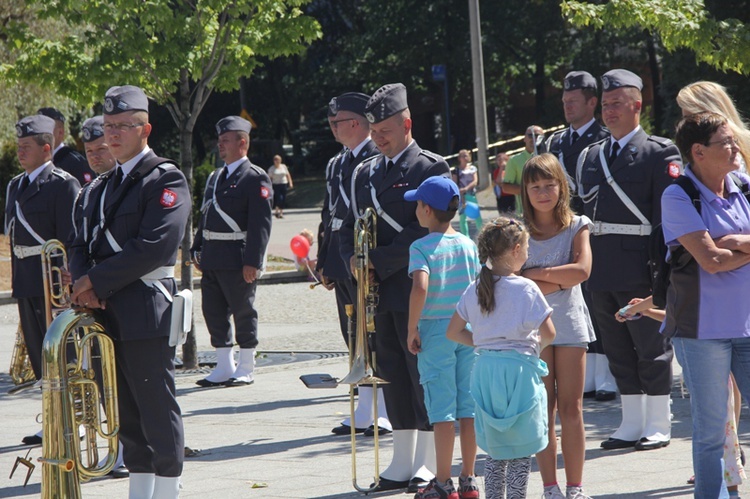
[318,92,391,437]
[70,85,190,498]
[339,83,450,493]
[5,115,80,445]
[545,71,616,402]
[577,69,681,452]
[37,107,96,186]
[191,116,273,388]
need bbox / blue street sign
[432,64,446,82]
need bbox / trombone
[340,207,388,493]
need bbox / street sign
[432,64,446,82]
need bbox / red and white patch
[260,186,270,199]
[667,162,681,178]
[84,173,92,183]
[160,188,177,207]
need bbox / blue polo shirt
[661,166,750,339]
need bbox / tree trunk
[178,72,198,370]
[646,31,663,135]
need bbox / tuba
[340,207,387,493]
[39,309,119,498]
[36,239,119,498]
[9,325,35,387]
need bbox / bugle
[340,207,387,493]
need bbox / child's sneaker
[542,484,566,499]
[565,486,591,499]
[414,478,459,499]
[458,475,480,499]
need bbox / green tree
[1,0,321,368]
[562,0,750,75]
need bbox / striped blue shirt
[408,232,481,319]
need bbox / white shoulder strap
[597,146,650,226]
[576,145,598,203]
[14,201,46,244]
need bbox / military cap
[364,83,408,124]
[328,92,370,117]
[103,85,149,115]
[216,116,252,136]
[16,115,56,138]
[601,69,643,92]
[81,116,105,143]
[563,71,597,92]
[37,107,66,123]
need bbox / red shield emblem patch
[160,188,177,207]
[667,162,681,178]
[260,186,270,199]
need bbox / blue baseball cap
[404,175,459,211]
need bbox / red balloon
[290,235,310,258]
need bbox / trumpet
[39,309,119,498]
[340,207,387,493]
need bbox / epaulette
[10,172,24,184]
[248,162,267,177]
[648,135,675,147]
[360,153,383,170]
[419,149,444,163]
[51,167,74,179]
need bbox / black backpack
[649,173,750,308]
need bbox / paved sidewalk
[0,207,738,498]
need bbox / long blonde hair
[677,81,750,167]
[521,153,573,236]
[476,217,528,314]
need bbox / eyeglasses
[707,136,739,148]
[103,122,145,132]
[330,118,355,129]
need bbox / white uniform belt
[331,218,344,231]
[141,266,175,280]
[13,245,43,259]
[202,230,247,241]
[591,222,652,236]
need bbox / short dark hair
[675,112,727,163]
[581,88,597,102]
[32,133,54,148]
[428,195,459,223]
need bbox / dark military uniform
[53,144,95,186]
[191,157,273,350]
[340,140,450,431]
[546,121,609,215]
[5,162,79,379]
[578,129,680,396]
[318,139,378,341]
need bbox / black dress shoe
[583,390,596,399]
[195,378,227,388]
[407,476,429,493]
[363,425,392,437]
[109,465,129,479]
[331,424,366,435]
[595,390,617,401]
[600,437,637,450]
[22,434,42,446]
[634,437,670,451]
[368,477,409,492]
[225,377,254,387]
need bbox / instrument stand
[9,449,35,487]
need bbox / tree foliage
[562,0,750,75]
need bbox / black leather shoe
[110,465,129,479]
[22,434,42,446]
[634,437,670,451]
[195,378,227,388]
[595,390,617,401]
[363,425,392,437]
[407,476,429,493]
[583,390,596,399]
[225,377,254,387]
[331,424,366,435]
[600,437,637,450]
[368,477,409,492]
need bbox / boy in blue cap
[405,176,481,499]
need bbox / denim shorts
[416,318,476,424]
